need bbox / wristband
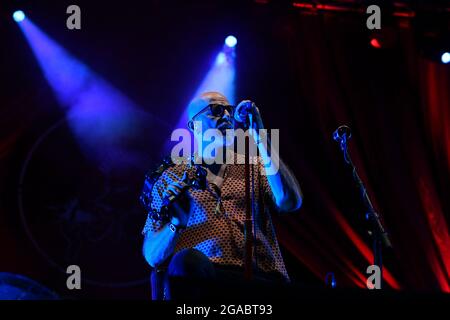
[169,222,185,233]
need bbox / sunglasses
[188,104,234,130]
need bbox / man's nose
[222,110,232,121]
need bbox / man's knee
[167,248,215,278]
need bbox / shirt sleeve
[141,166,185,235]
[258,158,277,208]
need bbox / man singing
[141,91,302,300]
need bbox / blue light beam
[17,18,166,172]
[164,43,236,154]
[193,49,236,103]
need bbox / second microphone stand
[243,114,256,281]
[337,130,392,288]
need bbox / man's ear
[188,120,194,132]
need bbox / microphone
[333,125,352,143]
[234,100,255,123]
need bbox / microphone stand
[243,114,255,281]
[337,132,392,288]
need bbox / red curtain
[268,12,450,292]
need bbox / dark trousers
[161,248,287,300]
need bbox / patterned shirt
[141,154,290,281]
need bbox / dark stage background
[1,0,449,299]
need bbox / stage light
[225,35,237,48]
[370,38,381,49]
[13,10,26,22]
[441,52,450,64]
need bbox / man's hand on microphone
[235,100,265,130]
